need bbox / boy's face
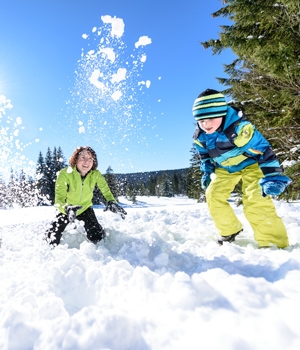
[198,117,223,134]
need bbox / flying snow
[111,68,127,83]
[88,70,105,91]
[101,15,125,38]
[67,15,155,169]
[0,96,38,180]
[135,35,152,48]
[99,47,116,62]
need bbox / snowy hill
[1,196,300,349]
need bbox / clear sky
[0,0,235,177]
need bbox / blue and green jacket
[193,106,283,176]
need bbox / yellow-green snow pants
[205,163,289,248]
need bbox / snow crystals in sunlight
[67,15,154,165]
[101,15,125,38]
[135,35,152,48]
[1,196,300,349]
[0,95,39,180]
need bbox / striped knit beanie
[192,89,227,120]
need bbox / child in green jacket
[45,146,126,246]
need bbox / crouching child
[45,146,126,246]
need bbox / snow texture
[1,196,300,350]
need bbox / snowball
[135,36,152,48]
[101,15,124,38]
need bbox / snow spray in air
[0,95,37,181]
[67,15,153,167]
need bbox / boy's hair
[192,88,227,120]
[69,146,98,170]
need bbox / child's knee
[86,226,105,243]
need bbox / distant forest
[0,146,203,208]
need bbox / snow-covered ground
[1,196,300,350]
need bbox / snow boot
[218,229,243,245]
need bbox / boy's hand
[259,175,292,197]
[201,173,211,190]
[260,181,286,197]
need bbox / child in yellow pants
[206,164,289,248]
[192,89,291,248]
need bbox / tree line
[0,147,199,209]
[0,133,297,210]
[0,147,68,209]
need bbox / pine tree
[172,173,180,195]
[7,169,17,208]
[52,147,67,176]
[201,0,300,162]
[148,175,157,195]
[93,186,106,205]
[178,172,188,196]
[26,176,39,207]
[17,169,27,207]
[4,169,38,208]
[187,146,203,201]
[43,148,55,204]
[104,166,119,201]
[118,177,128,196]
[0,176,8,208]
[13,170,38,208]
[36,151,47,204]
[160,172,173,197]
[136,181,147,196]
[281,161,300,201]
[36,147,66,205]
[126,183,137,203]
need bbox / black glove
[66,205,83,223]
[104,201,127,219]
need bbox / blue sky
[0,0,235,177]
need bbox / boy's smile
[198,117,223,134]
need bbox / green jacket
[54,166,116,215]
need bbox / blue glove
[259,175,292,197]
[201,173,212,191]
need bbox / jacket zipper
[79,177,84,203]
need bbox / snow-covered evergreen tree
[43,148,55,204]
[126,183,137,203]
[148,175,157,196]
[36,151,48,205]
[104,166,119,200]
[160,172,173,197]
[36,147,67,205]
[0,176,8,208]
[52,147,67,177]
[201,0,300,163]
[187,146,202,201]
